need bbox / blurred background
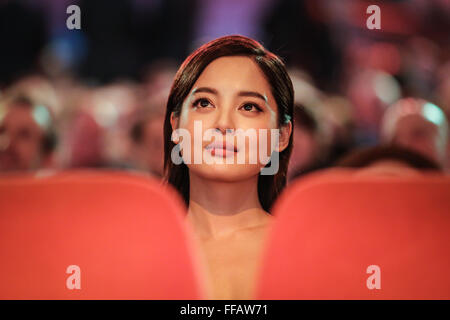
[0,0,449,180]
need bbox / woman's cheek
[237,115,272,130]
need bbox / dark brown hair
[163,35,294,212]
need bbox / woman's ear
[170,112,180,143]
[277,120,292,153]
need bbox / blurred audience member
[67,110,104,168]
[435,61,450,118]
[319,95,355,166]
[127,62,176,177]
[90,83,139,167]
[381,98,448,168]
[129,108,165,178]
[60,88,105,168]
[402,37,440,98]
[434,62,450,169]
[289,68,324,112]
[0,96,56,172]
[336,145,441,176]
[347,69,401,146]
[288,104,324,181]
[5,75,62,118]
[60,83,139,169]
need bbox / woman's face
[171,56,291,182]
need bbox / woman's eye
[241,103,262,112]
[193,98,213,108]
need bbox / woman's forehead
[192,56,274,98]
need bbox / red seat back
[0,170,205,299]
[256,170,450,299]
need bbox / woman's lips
[205,141,238,157]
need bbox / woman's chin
[188,163,263,182]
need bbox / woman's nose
[214,107,235,134]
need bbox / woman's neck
[187,173,270,240]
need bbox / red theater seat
[255,170,450,299]
[0,170,205,299]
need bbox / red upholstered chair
[0,170,206,299]
[255,169,450,299]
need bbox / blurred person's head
[89,83,138,165]
[6,75,61,117]
[319,95,355,159]
[130,108,165,177]
[0,96,56,172]
[62,84,138,169]
[67,110,104,168]
[402,37,440,97]
[346,41,402,76]
[381,98,448,167]
[347,69,401,143]
[61,88,105,168]
[164,35,293,212]
[288,96,356,181]
[288,104,319,179]
[434,63,450,169]
[435,61,450,114]
[289,68,324,110]
[128,62,177,177]
[336,145,441,176]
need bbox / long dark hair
[163,35,294,212]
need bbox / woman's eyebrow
[237,91,267,103]
[192,87,218,95]
[192,87,267,103]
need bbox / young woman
[163,35,294,299]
